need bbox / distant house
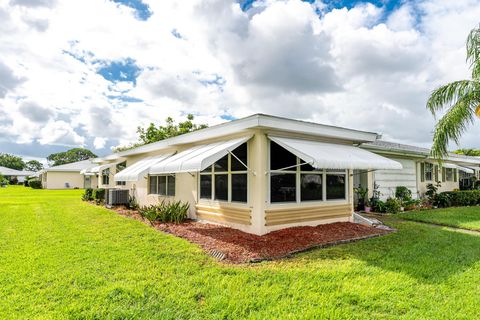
[38,160,98,189]
[0,166,34,183]
[359,141,480,199]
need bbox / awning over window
[269,136,402,170]
[114,154,172,182]
[81,161,122,175]
[444,163,475,174]
[149,136,252,174]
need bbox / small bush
[395,186,412,201]
[403,198,421,211]
[92,188,105,204]
[128,195,139,210]
[434,192,451,208]
[82,188,94,201]
[385,197,402,214]
[29,180,42,189]
[138,200,190,224]
[442,190,480,207]
[371,199,386,213]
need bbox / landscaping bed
[113,206,390,263]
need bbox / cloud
[18,101,54,123]
[9,0,56,8]
[0,62,24,98]
[93,137,107,149]
[38,121,85,146]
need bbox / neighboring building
[89,114,402,235]
[0,166,34,183]
[39,160,98,189]
[360,141,480,200]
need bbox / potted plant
[364,198,372,213]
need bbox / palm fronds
[467,25,480,79]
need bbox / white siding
[373,158,417,200]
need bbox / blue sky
[0,0,479,161]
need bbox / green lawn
[2,187,480,319]
[398,206,480,231]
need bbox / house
[358,140,480,200]
[89,114,403,235]
[0,166,34,183]
[39,160,98,189]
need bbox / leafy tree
[25,160,44,172]
[427,25,480,159]
[47,148,97,166]
[453,148,480,156]
[0,153,25,170]
[114,114,208,152]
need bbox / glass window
[271,173,296,202]
[326,174,346,200]
[446,168,453,181]
[270,141,297,170]
[158,176,167,195]
[200,175,212,199]
[231,143,248,171]
[201,165,212,173]
[301,174,323,201]
[214,174,228,201]
[232,174,247,202]
[425,163,433,181]
[167,176,175,196]
[149,176,158,194]
[116,181,126,186]
[116,161,127,173]
[214,155,228,172]
[102,169,110,185]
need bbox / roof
[0,166,34,176]
[45,160,96,172]
[100,113,381,161]
[362,140,480,165]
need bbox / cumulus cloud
[1,0,480,158]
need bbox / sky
[0,0,479,161]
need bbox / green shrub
[92,188,105,203]
[433,192,451,208]
[385,197,401,214]
[138,200,189,224]
[442,190,480,207]
[403,198,421,211]
[29,180,42,189]
[371,199,386,213]
[395,186,412,201]
[82,188,94,201]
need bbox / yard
[2,187,480,319]
[398,206,480,231]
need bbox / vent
[106,189,129,206]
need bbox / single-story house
[358,140,480,200]
[39,160,98,189]
[0,166,34,183]
[90,114,404,235]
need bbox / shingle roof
[0,166,34,176]
[46,160,96,172]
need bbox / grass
[2,186,480,319]
[397,206,480,231]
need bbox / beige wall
[416,162,460,196]
[43,171,86,189]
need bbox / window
[149,175,175,196]
[446,168,454,181]
[199,143,248,203]
[116,161,127,173]
[102,169,110,185]
[424,163,433,181]
[269,142,347,203]
[116,181,126,186]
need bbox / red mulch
[111,206,390,263]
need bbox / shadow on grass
[300,218,480,284]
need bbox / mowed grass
[398,206,480,231]
[2,187,480,319]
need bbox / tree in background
[47,148,97,166]
[25,160,44,172]
[426,25,480,159]
[453,149,480,156]
[114,114,208,152]
[0,153,25,170]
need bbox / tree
[114,114,208,152]
[453,148,480,156]
[427,25,480,159]
[25,160,44,172]
[47,148,97,166]
[0,153,25,170]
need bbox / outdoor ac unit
[106,189,129,206]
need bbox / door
[84,176,92,189]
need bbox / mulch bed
[111,206,391,264]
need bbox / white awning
[114,154,172,182]
[149,136,252,174]
[81,161,122,175]
[269,136,403,170]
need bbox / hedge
[29,180,42,189]
[92,188,105,201]
[440,190,480,207]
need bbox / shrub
[403,198,421,211]
[138,200,190,224]
[433,192,451,208]
[442,190,480,207]
[29,180,42,189]
[92,188,105,203]
[23,180,29,187]
[371,199,386,213]
[385,197,402,214]
[128,195,139,210]
[82,188,94,201]
[425,183,439,201]
[395,186,412,201]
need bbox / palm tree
[427,25,480,159]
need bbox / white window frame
[101,168,110,185]
[268,140,348,205]
[148,174,176,196]
[445,168,454,182]
[198,144,249,204]
[424,163,433,182]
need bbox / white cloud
[0,0,480,158]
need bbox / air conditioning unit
[106,189,129,206]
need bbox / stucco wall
[44,171,85,189]
[416,162,459,196]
